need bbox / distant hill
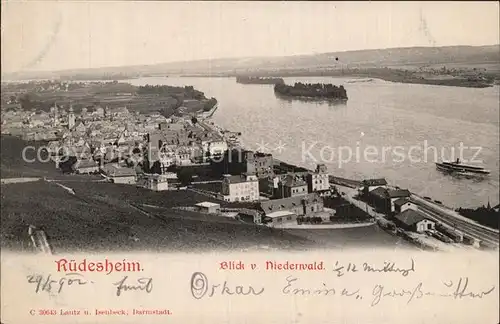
[3,45,499,80]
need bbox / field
[0,180,314,253]
[1,135,61,178]
[0,135,401,253]
[0,135,314,253]
[2,81,214,117]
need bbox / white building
[220,173,259,202]
[394,209,435,233]
[394,198,418,214]
[73,159,99,174]
[101,164,136,184]
[307,164,330,193]
[202,140,228,158]
[387,189,411,213]
[136,173,171,191]
[195,202,221,214]
[174,148,192,166]
[263,210,297,227]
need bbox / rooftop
[369,186,388,198]
[363,178,388,186]
[223,173,257,184]
[195,202,221,208]
[255,152,273,158]
[102,164,136,177]
[394,197,412,207]
[387,189,411,198]
[394,209,428,226]
[260,193,321,214]
[75,159,98,169]
[265,210,297,218]
[283,174,307,187]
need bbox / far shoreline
[3,73,497,89]
[175,73,495,89]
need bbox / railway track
[416,202,499,246]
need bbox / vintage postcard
[1,1,499,323]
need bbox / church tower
[68,103,75,130]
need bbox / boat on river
[435,158,491,177]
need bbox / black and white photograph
[1,2,498,323]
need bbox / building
[94,107,105,118]
[237,209,262,225]
[263,210,298,226]
[195,202,221,214]
[259,193,324,220]
[174,147,192,165]
[394,209,435,233]
[109,106,130,119]
[201,140,228,159]
[394,198,418,214]
[367,187,411,214]
[244,151,274,179]
[277,174,308,198]
[74,121,87,134]
[220,173,259,202]
[73,159,99,174]
[387,189,411,213]
[136,173,173,191]
[367,187,390,212]
[101,164,136,184]
[362,178,388,195]
[145,148,173,174]
[68,105,75,130]
[307,164,330,194]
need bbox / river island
[274,82,348,101]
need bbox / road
[197,121,224,140]
[329,176,363,189]
[333,184,385,221]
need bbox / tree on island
[274,82,347,99]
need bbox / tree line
[274,82,348,99]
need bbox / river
[127,77,499,209]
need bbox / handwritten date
[27,273,90,294]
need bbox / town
[1,80,498,253]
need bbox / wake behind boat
[435,158,491,177]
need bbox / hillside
[3,45,499,80]
[0,181,314,253]
[0,135,315,253]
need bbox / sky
[1,1,499,73]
